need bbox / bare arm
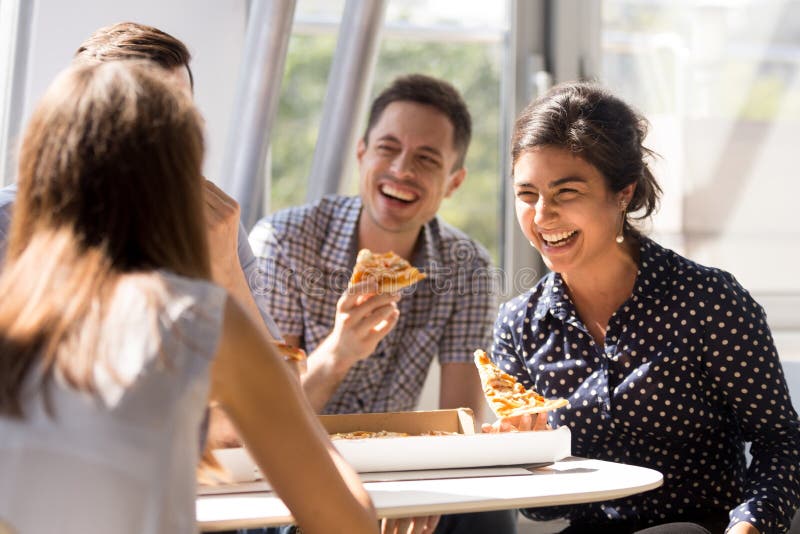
[211,296,377,533]
[291,282,400,413]
[439,362,487,425]
[204,180,278,342]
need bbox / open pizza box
[210,408,571,485]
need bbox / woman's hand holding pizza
[473,349,566,433]
[481,412,549,434]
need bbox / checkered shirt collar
[320,195,441,273]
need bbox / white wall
[19,0,247,185]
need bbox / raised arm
[247,214,400,412]
[204,180,281,341]
[210,296,376,533]
[297,281,400,412]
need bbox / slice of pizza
[274,342,306,362]
[274,342,307,376]
[349,249,426,293]
[474,349,568,418]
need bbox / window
[269,0,509,262]
[602,1,800,335]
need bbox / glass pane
[271,32,337,210]
[271,1,507,264]
[385,0,507,30]
[602,0,800,296]
[295,0,345,22]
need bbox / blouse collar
[534,236,673,323]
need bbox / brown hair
[74,22,193,88]
[511,82,662,235]
[0,61,208,417]
[363,73,472,170]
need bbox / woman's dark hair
[511,82,661,233]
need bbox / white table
[197,457,663,531]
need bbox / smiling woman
[513,147,634,280]
[488,82,800,534]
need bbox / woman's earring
[615,201,628,244]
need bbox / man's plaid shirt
[249,195,497,414]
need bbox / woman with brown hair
[0,21,284,343]
[0,61,376,534]
[485,82,800,533]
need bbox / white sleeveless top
[0,272,226,534]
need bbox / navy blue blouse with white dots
[491,237,800,532]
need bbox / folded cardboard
[212,408,571,481]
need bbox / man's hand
[301,280,400,412]
[203,179,241,284]
[316,280,401,376]
[481,412,549,433]
[381,515,440,534]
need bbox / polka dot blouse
[491,237,800,532]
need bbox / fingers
[501,417,519,432]
[381,517,411,534]
[519,413,534,431]
[533,411,550,431]
[395,518,413,534]
[362,304,400,342]
[481,413,550,433]
[381,516,439,534]
[351,301,399,342]
[409,517,427,534]
[203,180,240,220]
[337,283,401,321]
[204,178,232,203]
[338,280,380,308]
[339,296,400,330]
[323,282,403,366]
[419,515,440,533]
